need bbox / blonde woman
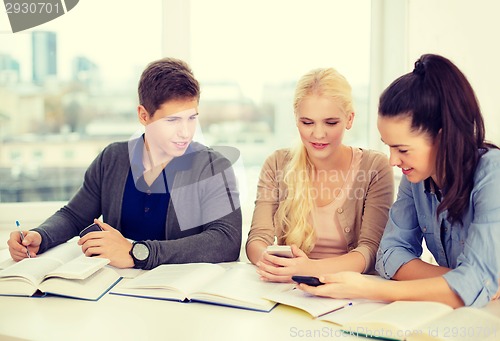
[246,68,394,282]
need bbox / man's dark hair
[138,57,200,116]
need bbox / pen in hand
[16,220,31,258]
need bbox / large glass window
[0,2,162,202]
[192,0,372,153]
[0,1,372,217]
[190,0,372,222]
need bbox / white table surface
[0,242,354,341]
[0,291,356,341]
[1,207,499,341]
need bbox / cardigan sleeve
[350,150,394,273]
[32,143,116,253]
[246,150,288,248]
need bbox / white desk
[0,243,352,341]
[0,292,355,341]
[2,286,500,341]
[1,203,498,341]
[0,204,339,341]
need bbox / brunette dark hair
[379,53,498,225]
[138,57,200,116]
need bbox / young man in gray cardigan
[7,58,242,269]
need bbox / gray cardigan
[33,140,242,269]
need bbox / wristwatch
[130,241,150,269]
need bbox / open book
[319,300,500,341]
[264,286,356,318]
[0,240,121,301]
[110,262,293,312]
[265,274,392,318]
[265,284,500,341]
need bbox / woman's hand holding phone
[256,244,313,283]
[266,245,294,258]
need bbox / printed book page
[340,301,453,337]
[0,241,112,297]
[43,254,109,280]
[117,263,226,300]
[264,286,352,318]
[319,300,388,325]
[0,257,62,288]
[38,266,121,301]
[407,306,500,341]
[38,240,82,263]
[331,301,456,341]
[318,299,500,340]
[190,263,293,311]
[0,248,15,270]
[112,262,293,312]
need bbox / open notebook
[111,262,293,312]
[0,240,121,301]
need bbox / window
[189,0,372,221]
[0,1,162,202]
[0,1,372,210]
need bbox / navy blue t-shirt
[120,169,169,241]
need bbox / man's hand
[78,219,134,268]
[7,230,41,261]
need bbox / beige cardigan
[247,148,394,273]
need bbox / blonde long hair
[276,68,354,253]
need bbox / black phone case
[79,223,103,237]
[291,275,324,286]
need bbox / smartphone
[266,245,294,258]
[291,275,324,287]
[79,223,103,237]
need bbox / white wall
[407,0,500,144]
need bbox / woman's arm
[247,240,269,265]
[349,151,395,273]
[375,176,425,279]
[246,151,284,264]
[377,276,464,307]
[299,272,465,308]
[392,258,451,280]
[439,152,500,306]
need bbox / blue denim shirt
[375,148,500,307]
